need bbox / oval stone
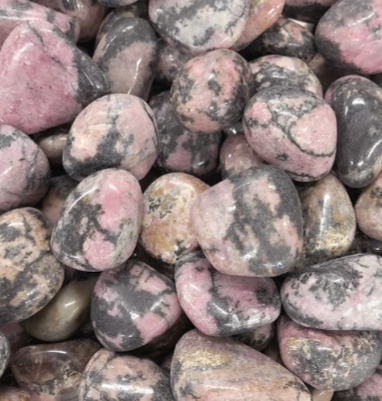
[0,330,10,378]
[281,254,382,330]
[191,165,303,277]
[234,322,275,351]
[325,76,382,188]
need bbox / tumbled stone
[191,165,303,277]
[0,208,64,324]
[281,254,382,330]
[0,330,10,378]
[0,386,31,401]
[0,324,30,365]
[283,0,338,22]
[172,329,311,401]
[51,169,143,272]
[234,323,275,351]
[91,260,182,352]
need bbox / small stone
[0,386,31,401]
[283,0,338,23]
[0,330,10,378]
[234,323,275,351]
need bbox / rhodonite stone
[149,0,250,55]
[0,330,10,378]
[295,173,356,269]
[171,330,311,401]
[191,165,303,277]
[283,0,338,23]
[250,55,323,97]
[278,315,382,391]
[0,0,79,45]
[244,86,337,182]
[316,0,382,75]
[51,169,143,272]
[220,134,262,179]
[0,386,31,400]
[326,76,382,188]
[248,17,316,62]
[79,349,173,401]
[0,208,64,324]
[140,173,209,265]
[170,50,252,134]
[175,252,281,336]
[93,17,158,100]
[234,322,275,351]
[281,254,382,330]
[11,339,100,401]
[150,91,221,177]
[0,125,50,213]
[63,94,158,181]
[91,260,182,352]
[0,20,108,135]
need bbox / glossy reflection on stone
[234,322,275,351]
[312,390,334,401]
[0,330,10,378]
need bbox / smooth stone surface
[283,0,338,22]
[278,315,382,391]
[0,330,10,378]
[52,169,142,272]
[248,17,316,62]
[34,124,69,166]
[150,91,221,176]
[250,55,323,97]
[12,339,100,401]
[223,120,245,137]
[191,165,303,277]
[220,134,262,179]
[149,0,250,55]
[0,125,50,213]
[244,86,337,182]
[0,0,79,45]
[0,208,64,324]
[23,272,98,342]
[0,387,31,401]
[316,0,382,75]
[0,20,108,135]
[79,348,173,401]
[295,173,356,269]
[175,252,281,336]
[170,50,252,134]
[40,175,77,226]
[140,173,209,265]
[33,0,106,41]
[92,260,182,352]
[171,329,311,401]
[234,322,275,351]
[64,94,158,181]
[93,17,158,100]
[312,390,334,401]
[0,324,31,365]
[326,76,382,188]
[281,254,382,330]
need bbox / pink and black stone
[283,0,338,23]
[325,75,382,188]
[91,260,182,352]
[281,254,382,330]
[0,330,10,378]
[191,165,303,277]
[0,20,108,135]
[278,315,382,391]
[234,323,275,351]
[79,349,174,401]
[175,252,281,336]
[150,91,221,177]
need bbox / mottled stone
[281,254,382,330]
[326,76,382,188]
[220,134,262,179]
[0,330,10,378]
[0,208,64,324]
[0,20,108,135]
[149,0,250,55]
[171,329,311,401]
[316,0,382,75]
[191,165,303,277]
[250,55,323,97]
[248,17,316,62]
[140,173,209,265]
[51,169,143,272]
[0,387,31,401]
[283,0,338,23]
[0,125,50,213]
[64,94,158,181]
[347,230,382,257]
[79,348,173,401]
[40,175,77,226]
[244,87,337,182]
[0,324,31,365]
[295,173,356,269]
[12,339,100,401]
[92,260,182,352]
[171,50,252,134]
[234,322,275,351]
[93,17,158,100]
[278,315,382,391]
[150,91,221,176]
[175,252,281,336]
